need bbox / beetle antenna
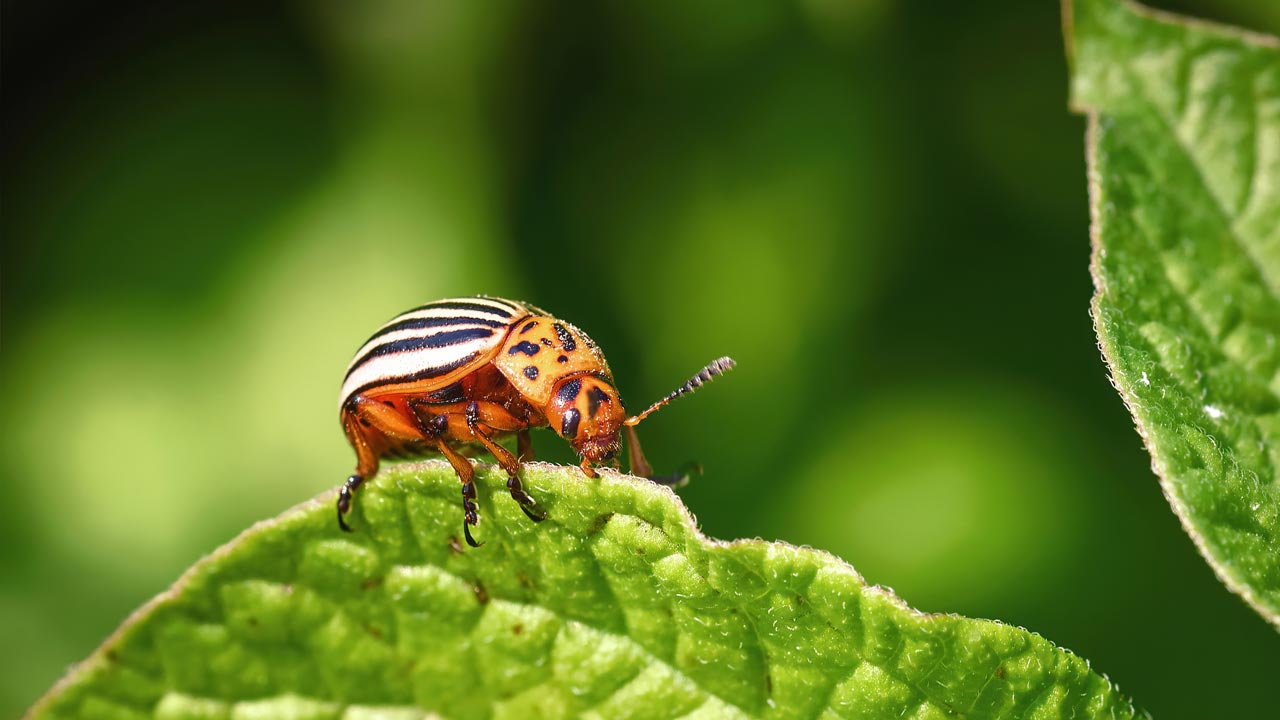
[625,357,735,427]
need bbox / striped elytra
[336,295,736,548]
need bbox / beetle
[337,296,734,546]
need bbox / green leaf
[28,462,1139,719]
[1066,0,1280,627]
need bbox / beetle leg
[338,396,384,532]
[466,402,546,523]
[623,424,654,478]
[647,461,700,488]
[517,430,535,462]
[435,436,483,548]
[337,475,364,532]
[620,423,695,487]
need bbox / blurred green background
[4,1,1279,717]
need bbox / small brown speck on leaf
[587,512,615,536]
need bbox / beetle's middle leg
[465,401,546,523]
[622,423,695,487]
[432,436,484,548]
[404,399,486,547]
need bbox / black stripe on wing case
[412,300,518,318]
[364,314,506,345]
[345,327,495,380]
[345,351,482,400]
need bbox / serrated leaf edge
[1070,0,1280,628]
[26,460,1140,717]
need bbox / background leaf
[28,462,1140,719]
[1067,0,1280,626]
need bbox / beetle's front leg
[623,425,653,478]
[621,424,695,487]
[465,401,546,523]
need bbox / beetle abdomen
[340,297,530,407]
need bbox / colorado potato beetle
[337,296,735,546]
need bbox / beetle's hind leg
[338,396,386,532]
[466,402,546,523]
[337,475,365,532]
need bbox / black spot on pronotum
[382,400,395,408]
[587,385,610,418]
[556,377,582,404]
[508,340,540,356]
[520,320,538,334]
[557,355,569,363]
[524,366,539,380]
[540,337,554,347]
[553,323,577,351]
[359,419,372,427]
[561,407,581,438]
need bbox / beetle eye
[602,449,617,461]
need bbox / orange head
[546,374,626,463]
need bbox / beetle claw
[519,503,547,523]
[336,474,363,532]
[463,522,483,548]
[648,461,701,488]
